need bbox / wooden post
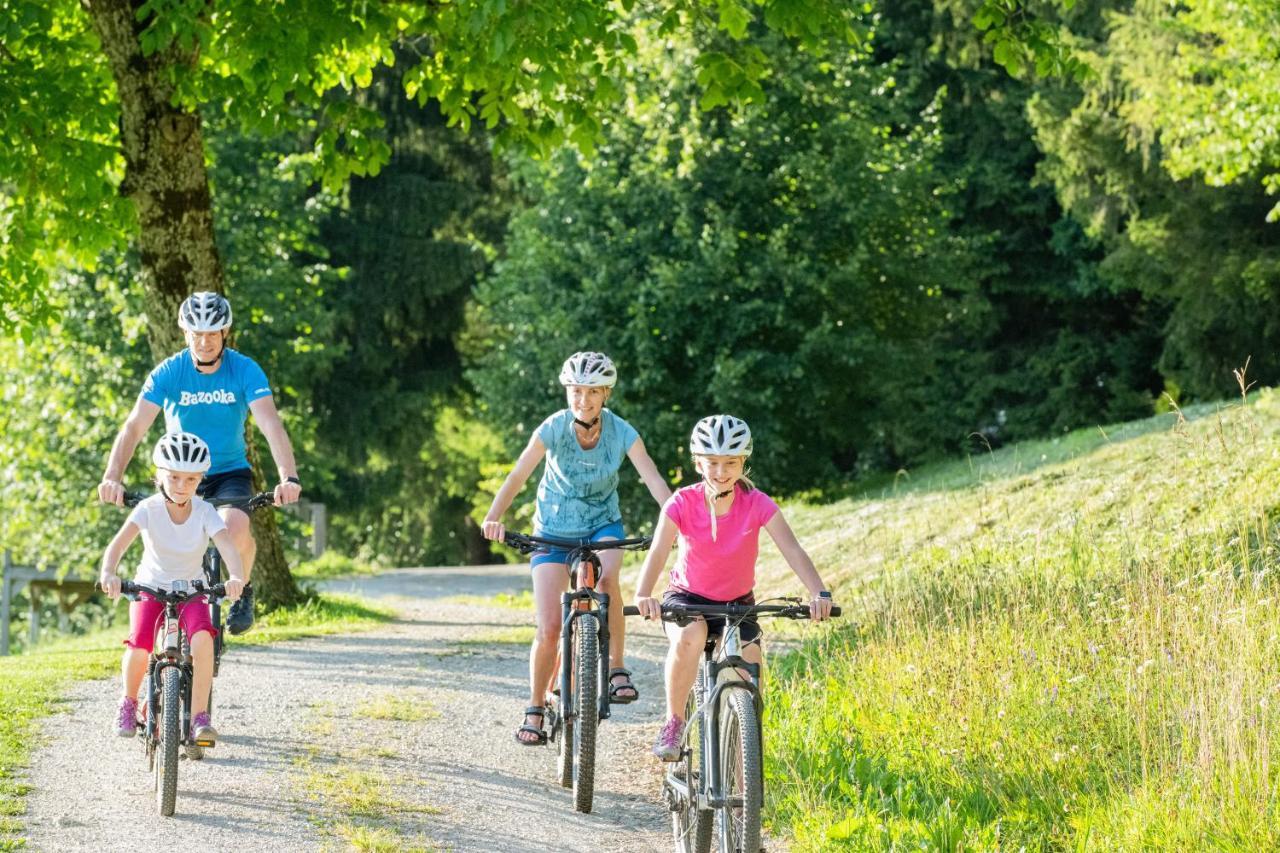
[28,582,40,648]
[1,551,11,656]
[310,503,327,557]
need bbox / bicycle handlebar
[123,491,279,511]
[119,579,228,603]
[501,531,652,555]
[622,602,842,620]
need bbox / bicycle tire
[572,612,599,813]
[673,668,714,853]
[157,666,181,816]
[716,687,762,853]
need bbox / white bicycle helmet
[178,291,233,332]
[558,351,617,388]
[152,432,212,473]
[689,415,753,457]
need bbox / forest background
[3,0,1278,602]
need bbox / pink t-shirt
[664,483,780,601]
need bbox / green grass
[0,593,393,850]
[763,390,1280,850]
[440,589,534,610]
[294,701,439,851]
[353,692,440,723]
[0,630,119,851]
[291,552,381,581]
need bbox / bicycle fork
[702,658,763,810]
[558,588,613,723]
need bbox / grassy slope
[761,392,1280,851]
[0,594,393,851]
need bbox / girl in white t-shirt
[99,432,245,744]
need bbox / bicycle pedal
[194,738,215,748]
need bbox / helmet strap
[703,480,734,500]
[190,339,225,369]
[573,416,600,430]
[159,483,190,508]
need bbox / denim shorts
[530,520,626,568]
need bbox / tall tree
[1,0,858,591]
[467,26,968,503]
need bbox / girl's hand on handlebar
[99,573,122,601]
[481,520,505,542]
[634,595,661,621]
[223,578,245,602]
[809,593,833,622]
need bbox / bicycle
[123,490,278,758]
[118,578,228,816]
[624,599,842,853]
[501,531,651,814]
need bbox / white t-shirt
[126,495,227,589]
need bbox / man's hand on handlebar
[223,577,245,602]
[98,479,125,507]
[273,479,301,506]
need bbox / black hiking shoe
[226,584,255,635]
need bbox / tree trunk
[84,0,301,609]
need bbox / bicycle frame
[142,596,198,749]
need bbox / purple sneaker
[190,712,218,745]
[652,715,685,762]
[115,696,138,738]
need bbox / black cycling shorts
[661,589,761,645]
[197,467,253,511]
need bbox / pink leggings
[125,594,216,652]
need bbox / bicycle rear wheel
[715,688,761,853]
[156,666,181,816]
[572,612,599,813]
[672,668,713,853]
[555,695,573,788]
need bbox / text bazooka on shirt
[178,389,237,406]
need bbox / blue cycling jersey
[141,348,273,475]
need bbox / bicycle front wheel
[572,612,599,813]
[716,688,762,853]
[156,666,181,816]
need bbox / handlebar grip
[623,605,640,616]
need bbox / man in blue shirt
[98,292,302,633]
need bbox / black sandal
[608,668,639,704]
[515,706,548,746]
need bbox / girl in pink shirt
[634,415,833,760]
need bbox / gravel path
[22,566,674,851]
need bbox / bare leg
[521,562,568,743]
[121,646,149,699]
[665,620,709,720]
[189,631,214,717]
[220,507,256,581]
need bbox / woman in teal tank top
[482,352,672,745]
